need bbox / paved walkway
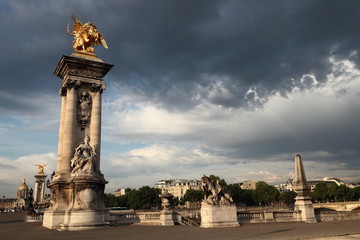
[1,212,360,240]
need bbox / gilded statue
[35,163,47,174]
[67,15,108,53]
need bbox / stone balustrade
[108,209,360,226]
[238,210,301,223]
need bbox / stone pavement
[1,212,360,240]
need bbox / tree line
[310,182,360,203]
[104,176,360,209]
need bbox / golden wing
[99,33,108,49]
[71,14,83,32]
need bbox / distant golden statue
[67,15,108,53]
[35,163,47,174]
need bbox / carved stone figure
[67,15,108,53]
[70,136,97,175]
[78,91,92,128]
[200,175,233,206]
[35,163,47,174]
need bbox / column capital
[91,83,106,93]
[54,55,113,82]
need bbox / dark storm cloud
[2,0,360,112]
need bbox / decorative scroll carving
[77,91,92,129]
[92,83,106,93]
[201,175,233,206]
[70,136,97,175]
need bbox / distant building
[240,180,257,190]
[275,179,294,192]
[0,178,31,211]
[114,188,126,197]
[276,177,347,192]
[154,179,201,199]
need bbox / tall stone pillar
[34,173,47,204]
[293,154,317,223]
[43,53,113,230]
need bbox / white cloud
[99,57,360,191]
[0,153,56,197]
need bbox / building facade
[240,180,257,190]
[155,179,201,199]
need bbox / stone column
[61,86,77,175]
[43,54,113,230]
[56,95,67,174]
[90,89,102,173]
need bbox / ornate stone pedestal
[200,202,239,228]
[34,173,47,205]
[159,190,175,226]
[43,53,113,230]
[294,196,317,223]
[160,210,175,226]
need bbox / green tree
[336,184,353,202]
[227,184,242,205]
[279,191,297,205]
[209,175,228,187]
[170,196,180,208]
[127,189,142,209]
[327,183,339,202]
[311,182,328,202]
[104,193,120,207]
[241,189,256,206]
[351,186,360,201]
[137,186,161,209]
[252,181,280,206]
[183,189,203,203]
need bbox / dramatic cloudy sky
[1,0,360,197]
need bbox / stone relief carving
[201,175,233,206]
[69,68,104,79]
[78,91,92,128]
[70,136,97,175]
[77,188,97,209]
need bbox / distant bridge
[313,201,360,211]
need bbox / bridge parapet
[313,201,360,211]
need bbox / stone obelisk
[293,154,317,223]
[43,16,113,230]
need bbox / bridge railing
[238,210,301,223]
[109,211,161,225]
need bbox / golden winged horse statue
[67,15,108,53]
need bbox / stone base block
[43,210,66,229]
[295,196,317,223]
[60,210,109,231]
[200,203,239,228]
[160,210,174,226]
